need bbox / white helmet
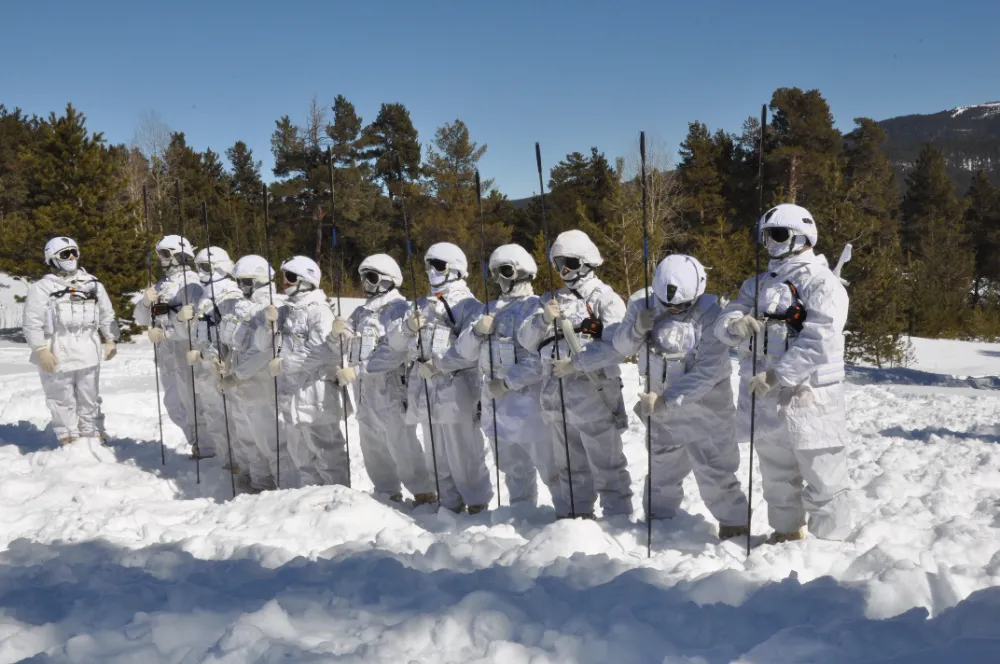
[233,255,274,295]
[44,236,80,273]
[155,235,196,268]
[194,247,234,284]
[759,204,818,259]
[280,255,322,294]
[424,242,468,288]
[550,229,602,285]
[653,255,706,313]
[489,244,537,294]
[359,253,403,295]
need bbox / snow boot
[576,513,596,520]
[467,504,488,515]
[719,525,751,540]
[58,435,78,446]
[189,444,216,460]
[235,472,253,493]
[388,493,404,504]
[412,492,438,506]
[223,461,240,474]
[446,501,466,514]
[767,529,804,544]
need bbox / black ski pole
[328,150,352,489]
[201,201,237,498]
[747,104,767,557]
[143,184,166,466]
[395,165,442,504]
[262,183,282,488]
[535,143,575,519]
[640,132,653,557]
[476,170,501,510]
[175,180,201,484]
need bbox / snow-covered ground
[2,332,1000,663]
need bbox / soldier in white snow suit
[386,242,494,514]
[263,255,349,487]
[518,230,633,519]
[133,235,204,452]
[334,254,437,505]
[23,237,118,446]
[614,254,749,537]
[176,247,242,461]
[218,255,290,491]
[449,244,565,513]
[715,203,852,543]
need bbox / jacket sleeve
[714,277,756,347]
[283,305,336,375]
[437,296,482,373]
[771,273,848,387]
[612,292,648,359]
[95,282,118,342]
[517,298,553,352]
[133,296,152,327]
[664,303,732,404]
[453,311,485,363]
[386,301,418,353]
[363,300,409,375]
[22,283,48,350]
[233,314,277,381]
[166,280,204,342]
[572,287,627,374]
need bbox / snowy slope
[1,337,1000,662]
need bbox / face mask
[425,259,451,288]
[491,264,517,294]
[362,270,389,296]
[157,248,175,269]
[553,256,588,285]
[52,247,79,274]
[763,227,807,259]
[236,277,258,297]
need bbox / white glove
[177,305,195,322]
[186,349,202,365]
[417,359,439,380]
[211,358,226,376]
[332,317,349,337]
[637,392,665,418]
[542,299,561,324]
[551,357,575,378]
[142,287,158,306]
[728,314,761,341]
[220,374,240,392]
[474,314,495,337]
[749,370,781,398]
[36,347,58,373]
[268,357,282,377]
[635,308,656,334]
[405,311,425,334]
[264,305,279,323]
[486,378,509,399]
[104,341,117,361]
[336,365,357,385]
[148,328,167,344]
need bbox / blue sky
[4,0,998,198]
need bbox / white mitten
[177,305,195,322]
[635,308,655,334]
[186,349,202,365]
[542,299,561,324]
[405,311,425,334]
[728,314,762,341]
[103,342,117,361]
[268,357,282,377]
[142,287,158,306]
[418,359,439,379]
[474,314,495,336]
[264,305,279,323]
[332,317,350,337]
[336,365,357,385]
[148,328,167,344]
[749,370,780,398]
[637,392,664,418]
[486,378,509,399]
[551,357,574,378]
[37,347,58,373]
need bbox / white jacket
[133,266,204,341]
[614,291,735,441]
[343,289,411,428]
[386,280,482,425]
[715,249,848,387]
[23,269,117,372]
[220,286,281,381]
[451,290,546,444]
[187,277,243,362]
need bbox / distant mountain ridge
[879,102,1000,193]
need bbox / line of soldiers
[24,203,851,544]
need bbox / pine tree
[677,122,726,229]
[767,88,841,211]
[963,170,1000,308]
[901,144,973,336]
[10,104,143,329]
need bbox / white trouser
[488,433,566,514]
[422,420,493,511]
[160,342,203,445]
[284,420,349,487]
[359,416,435,497]
[40,365,103,441]
[550,418,633,517]
[751,382,851,540]
[643,424,748,526]
[230,376,291,490]
[194,367,229,457]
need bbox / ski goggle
[283,271,300,284]
[156,248,175,260]
[553,256,582,272]
[425,258,448,273]
[236,277,257,290]
[492,264,516,279]
[763,227,791,243]
[197,262,213,273]
[361,270,382,285]
[57,248,79,260]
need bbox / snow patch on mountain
[951,102,1000,120]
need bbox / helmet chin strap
[560,266,592,288]
[768,235,811,260]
